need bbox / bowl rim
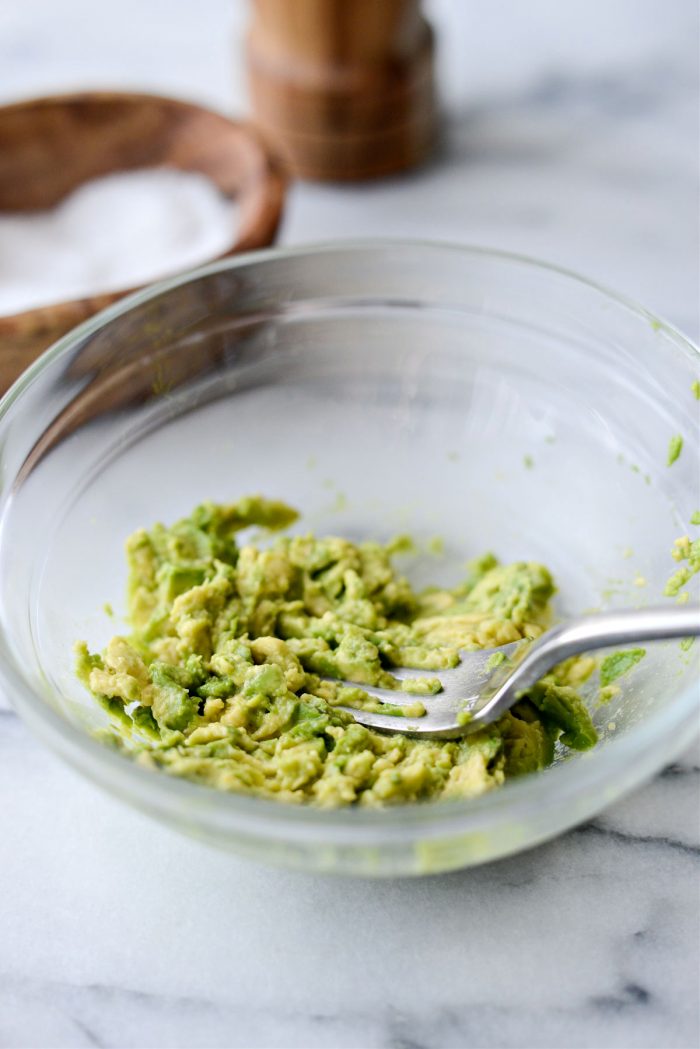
[1,238,698,841]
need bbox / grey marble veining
[0,2,698,1048]
[1,714,698,1049]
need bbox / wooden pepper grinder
[246,0,436,180]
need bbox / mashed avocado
[76,496,597,807]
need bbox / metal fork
[336,605,700,739]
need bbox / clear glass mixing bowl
[0,242,697,876]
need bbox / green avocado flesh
[76,496,598,807]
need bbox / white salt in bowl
[0,91,285,389]
[0,242,697,875]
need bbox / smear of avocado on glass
[600,648,646,687]
[667,435,683,466]
[665,536,700,598]
[76,496,598,808]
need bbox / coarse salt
[0,167,239,316]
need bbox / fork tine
[334,639,525,737]
[331,682,429,706]
[334,702,478,739]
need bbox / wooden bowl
[0,91,287,392]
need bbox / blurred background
[0,0,697,331]
[2,0,696,327]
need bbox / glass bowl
[0,242,697,877]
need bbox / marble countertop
[1,2,698,1047]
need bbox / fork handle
[481,604,700,723]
